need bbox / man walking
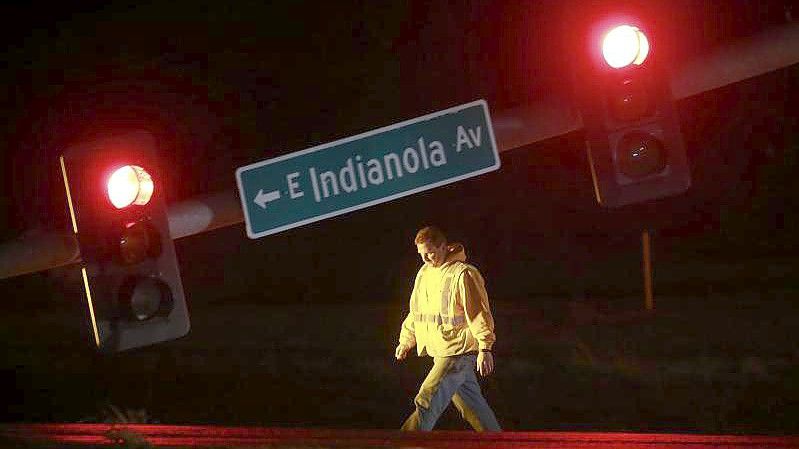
[395,226,501,431]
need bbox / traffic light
[572,14,691,207]
[59,130,189,352]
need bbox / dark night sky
[0,0,798,432]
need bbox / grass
[1,269,798,433]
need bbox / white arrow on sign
[254,189,281,209]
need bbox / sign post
[236,100,500,239]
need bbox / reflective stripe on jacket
[399,244,496,357]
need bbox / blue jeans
[401,354,501,431]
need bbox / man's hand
[395,343,411,361]
[477,351,494,377]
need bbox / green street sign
[235,100,500,239]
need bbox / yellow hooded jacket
[398,243,496,357]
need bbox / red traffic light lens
[107,165,154,209]
[602,25,650,69]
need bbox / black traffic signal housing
[572,14,691,207]
[59,130,189,352]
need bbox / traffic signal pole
[1,21,799,280]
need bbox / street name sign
[235,99,500,239]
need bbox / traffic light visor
[107,165,154,209]
[601,25,649,69]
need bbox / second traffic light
[573,16,691,207]
[60,131,190,352]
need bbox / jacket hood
[444,243,467,265]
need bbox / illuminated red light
[601,24,650,69]
[107,165,154,209]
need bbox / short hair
[414,226,447,246]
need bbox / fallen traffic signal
[59,130,189,352]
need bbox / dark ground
[2,238,799,433]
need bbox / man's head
[415,226,448,268]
